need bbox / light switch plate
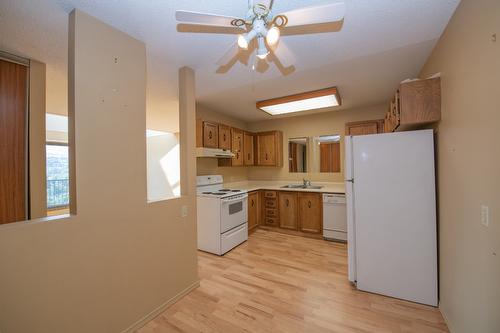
[481,205,489,227]
[181,205,188,218]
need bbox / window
[46,144,69,209]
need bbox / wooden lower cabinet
[278,192,298,230]
[298,193,323,234]
[251,190,323,237]
[262,191,279,227]
[247,191,260,233]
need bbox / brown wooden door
[243,132,254,165]
[0,59,28,224]
[203,121,218,148]
[218,124,231,150]
[320,142,340,173]
[231,128,244,166]
[248,191,259,233]
[298,193,322,233]
[257,133,276,166]
[279,192,298,230]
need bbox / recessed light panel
[257,87,341,116]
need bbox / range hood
[196,147,235,159]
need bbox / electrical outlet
[181,205,188,218]
[481,205,489,227]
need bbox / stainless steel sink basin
[281,184,323,189]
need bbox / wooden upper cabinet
[196,118,203,147]
[218,124,231,150]
[385,77,441,132]
[345,119,384,136]
[243,132,254,166]
[248,191,260,233]
[203,121,218,148]
[298,193,322,234]
[256,131,283,167]
[231,128,244,166]
[278,192,298,230]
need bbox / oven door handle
[221,194,248,203]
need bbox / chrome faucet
[303,178,311,187]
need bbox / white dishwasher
[323,193,347,242]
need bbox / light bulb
[238,34,248,49]
[266,26,280,46]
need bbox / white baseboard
[121,280,200,333]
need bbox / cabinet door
[257,133,276,166]
[231,128,244,166]
[203,121,218,148]
[345,121,379,136]
[298,193,322,233]
[243,132,254,165]
[279,192,298,230]
[218,124,231,150]
[196,118,203,147]
[248,191,259,233]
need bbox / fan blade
[176,10,244,27]
[216,41,240,66]
[278,2,346,27]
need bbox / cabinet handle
[286,199,289,207]
[265,153,268,160]
[251,199,254,207]
[308,201,311,208]
[208,132,212,139]
[223,133,226,141]
[236,152,239,159]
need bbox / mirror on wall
[0,52,70,225]
[311,135,341,173]
[288,135,341,174]
[288,137,308,173]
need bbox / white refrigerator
[345,130,438,306]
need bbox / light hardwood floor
[138,229,448,333]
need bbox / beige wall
[196,104,249,182]
[247,104,386,182]
[420,1,500,332]
[147,132,181,201]
[0,10,198,333]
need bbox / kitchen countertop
[223,180,345,194]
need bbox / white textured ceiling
[0,0,460,129]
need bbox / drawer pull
[308,201,311,208]
[286,199,289,207]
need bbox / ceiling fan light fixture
[256,37,269,59]
[256,87,341,115]
[266,26,280,46]
[237,34,249,49]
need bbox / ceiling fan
[176,0,346,72]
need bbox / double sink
[281,184,323,190]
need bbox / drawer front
[265,208,278,217]
[265,198,277,208]
[264,191,277,198]
[221,223,248,255]
[264,217,278,226]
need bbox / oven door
[220,194,248,233]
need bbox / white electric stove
[196,175,248,255]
